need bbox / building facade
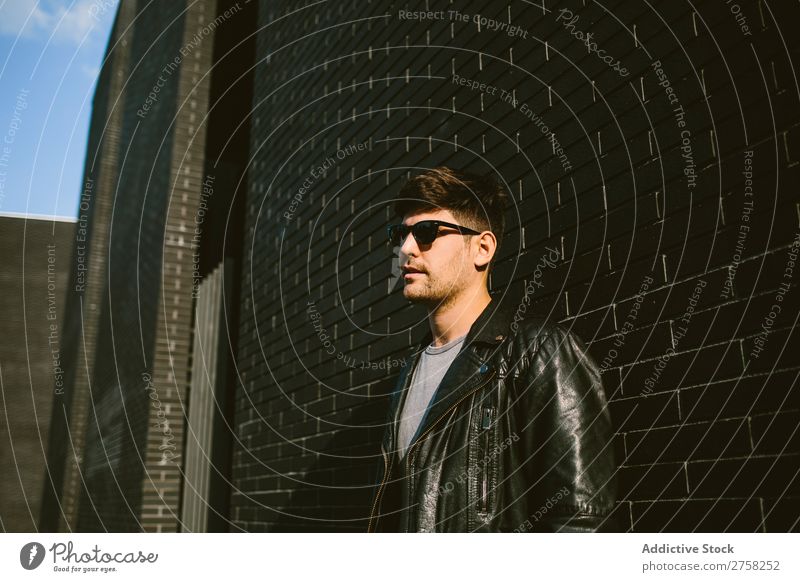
[0,215,75,532]
[40,0,254,532]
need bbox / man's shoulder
[506,315,595,370]
[507,314,576,346]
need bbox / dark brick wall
[232,0,799,532]
[0,217,75,532]
[40,0,135,531]
[74,0,191,533]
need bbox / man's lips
[402,267,425,280]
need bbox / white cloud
[81,62,99,78]
[0,1,51,38]
[0,0,117,45]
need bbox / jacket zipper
[404,370,497,532]
[478,405,494,514]
[366,446,393,533]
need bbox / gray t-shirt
[396,333,467,460]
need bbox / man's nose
[399,230,418,255]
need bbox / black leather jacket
[367,296,617,532]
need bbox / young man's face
[397,209,491,307]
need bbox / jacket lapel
[391,295,517,457]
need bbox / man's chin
[402,285,427,302]
[402,286,439,305]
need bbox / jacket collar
[384,293,517,457]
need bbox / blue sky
[0,0,117,220]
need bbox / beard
[402,267,470,310]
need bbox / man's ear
[473,231,497,270]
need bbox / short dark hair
[392,166,510,263]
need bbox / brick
[617,462,688,500]
[743,325,800,374]
[680,370,800,423]
[607,501,633,532]
[609,391,681,433]
[751,411,800,456]
[763,497,800,533]
[590,321,673,365]
[624,419,751,464]
[632,499,764,532]
[687,455,800,498]
[621,341,744,396]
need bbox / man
[367,166,617,532]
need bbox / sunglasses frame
[387,220,482,246]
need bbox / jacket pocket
[477,405,495,514]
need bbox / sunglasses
[386,220,482,246]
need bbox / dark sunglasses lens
[389,222,440,245]
[389,225,406,245]
[413,222,438,244]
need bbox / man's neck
[427,288,492,348]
